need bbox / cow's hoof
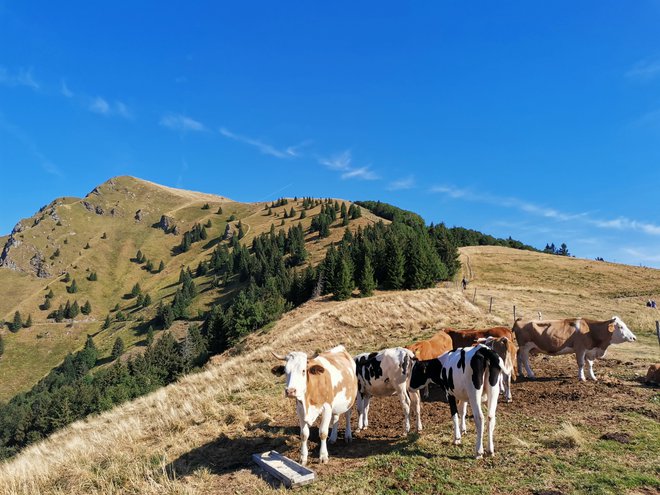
[329,438,337,445]
[475,453,483,460]
[344,435,352,443]
[320,456,329,464]
[486,450,495,457]
[453,439,462,446]
[461,429,467,435]
[506,398,513,403]
[301,458,308,466]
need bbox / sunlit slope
[1,245,657,494]
[0,176,379,401]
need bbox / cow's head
[609,316,637,344]
[271,351,322,401]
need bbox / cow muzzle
[285,388,297,398]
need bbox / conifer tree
[67,279,78,294]
[42,297,52,310]
[359,255,376,297]
[135,250,143,263]
[103,314,111,329]
[46,289,54,299]
[300,210,306,219]
[200,226,208,240]
[289,207,296,218]
[216,206,223,215]
[130,283,141,298]
[334,257,354,301]
[205,219,212,228]
[24,314,33,328]
[69,301,80,319]
[111,337,125,361]
[145,259,154,272]
[136,293,145,307]
[63,272,71,283]
[113,303,120,312]
[143,293,152,307]
[10,311,22,332]
[158,260,165,273]
[54,305,64,323]
[84,242,91,249]
[202,203,210,210]
[81,300,92,315]
[101,232,107,239]
[385,236,405,290]
[88,271,98,281]
[267,207,272,215]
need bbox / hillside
[0,246,658,494]
[0,176,382,402]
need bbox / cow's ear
[308,364,325,375]
[271,365,285,376]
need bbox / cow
[645,364,660,385]
[406,330,453,399]
[513,316,637,382]
[443,326,514,349]
[409,344,503,459]
[271,345,358,465]
[443,327,517,402]
[476,336,517,402]
[354,347,421,434]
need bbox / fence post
[489,297,493,313]
[513,305,516,321]
[472,288,477,303]
[656,321,660,347]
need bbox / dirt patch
[600,432,631,443]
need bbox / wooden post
[472,287,477,303]
[489,297,493,313]
[656,321,660,347]
[513,305,516,321]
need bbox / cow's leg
[344,407,353,442]
[576,350,586,382]
[448,396,461,446]
[318,407,333,464]
[409,388,423,432]
[520,347,535,379]
[397,385,412,434]
[469,388,485,459]
[356,392,365,431]
[587,358,597,381]
[423,384,430,399]
[459,400,468,434]
[516,348,525,378]
[362,394,372,430]
[503,372,512,403]
[329,413,340,443]
[300,421,310,466]
[485,382,499,456]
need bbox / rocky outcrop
[155,215,178,234]
[95,205,105,215]
[0,223,25,271]
[81,201,105,215]
[135,209,143,222]
[30,253,51,278]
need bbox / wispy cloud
[0,66,40,90]
[319,149,379,181]
[431,183,660,236]
[625,58,660,81]
[60,79,74,98]
[89,97,133,119]
[160,113,206,132]
[219,127,306,158]
[622,247,660,263]
[388,176,415,191]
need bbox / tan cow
[475,336,518,402]
[513,316,636,381]
[271,345,358,465]
[444,326,514,349]
[406,329,453,360]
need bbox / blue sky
[2,1,660,267]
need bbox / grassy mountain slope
[0,176,380,402]
[1,246,658,494]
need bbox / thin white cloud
[319,150,352,170]
[341,166,378,181]
[622,247,660,263]
[60,79,74,98]
[89,97,133,119]
[431,183,660,236]
[388,176,415,191]
[626,58,660,81]
[219,127,304,158]
[160,113,206,132]
[0,66,40,90]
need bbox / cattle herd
[271,316,637,465]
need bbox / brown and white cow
[444,326,514,349]
[513,316,637,382]
[271,345,358,465]
[406,330,453,360]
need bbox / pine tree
[216,206,223,215]
[142,293,152,307]
[385,236,405,290]
[205,219,212,228]
[63,272,71,283]
[334,257,354,301]
[101,232,107,239]
[113,303,120,312]
[54,305,64,323]
[162,305,174,329]
[81,300,92,315]
[130,283,141,298]
[146,325,155,346]
[200,226,208,240]
[300,210,306,219]
[88,271,98,281]
[84,242,91,249]
[202,203,210,210]
[24,314,33,328]
[46,289,54,299]
[42,297,52,310]
[67,279,78,294]
[158,260,165,273]
[289,207,296,218]
[10,311,22,332]
[111,337,125,361]
[358,255,376,297]
[136,293,145,307]
[145,259,154,272]
[135,250,143,263]
[69,301,80,319]
[103,314,111,329]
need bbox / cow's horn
[271,351,287,361]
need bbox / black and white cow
[354,347,421,434]
[409,344,503,458]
